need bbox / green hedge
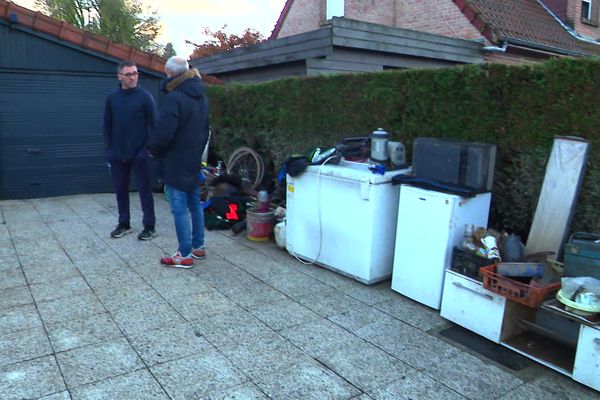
[206,58,600,238]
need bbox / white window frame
[582,0,592,20]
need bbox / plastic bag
[561,277,600,308]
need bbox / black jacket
[148,69,210,192]
[103,85,157,161]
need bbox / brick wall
[277,0,325,38]
[345,0,395,26]
[277,0,483,40]
[394,0,482,40]
[566,0,600,39]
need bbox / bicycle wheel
[227,147,265,190]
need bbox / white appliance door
[391,186,456,309]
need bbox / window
[581,0,599,26]
[582,0,592,20]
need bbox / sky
[13,0,287,57]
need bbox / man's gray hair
[165,56,189,76]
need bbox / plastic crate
[480,264,561,308]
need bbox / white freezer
[391,185,491,309]
[286,160,411,284]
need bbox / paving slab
[0,285,33,310]
[55,337,145,389]
[0,303,43,334]
[367,369,468,399]
[40,391,72,400]
[93,283,166,312]
[254,359,362,400]
[22,263,82,285]
[128,322,212,367]
[0,268,27,291]
[280,318,367,356]
[29,275,92,303]
[423,348,524,399]
[201,383,269,399]
[0,325,53,367]
[0,194,597,399]
[352,315,460,371]
[374,295,449,332]
[0,355,66,399]
[295,287,368,318]
[150,348,249,399]
[219,334,314,380]
[247,296,321,331]
[316,340,411,392]
[70,369,168,400]
[110,299,185,337]
[36,292,106,325]
[164,286,240,321]
[193,307,279,349]
[46,312,124,353]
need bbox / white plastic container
[286,160,411,284]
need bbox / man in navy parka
[148,56,210,268]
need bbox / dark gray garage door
[0,71,115,199]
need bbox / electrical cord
[286,155,339,265]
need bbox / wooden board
[526,136,590,259]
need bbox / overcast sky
[13,0,287,57]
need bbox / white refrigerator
[286,160,411,284]
[391,185,491,309]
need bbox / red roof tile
[454,0,600,56]
[0,0,166,74]
[269,0,294,40]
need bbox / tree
[162,42,176,59]
[187,25,266,58]
[35,0,162,54]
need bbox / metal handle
[453,281,494,300]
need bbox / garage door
[0,72,118,199]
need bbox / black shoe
[138,226,156,241]
[111,224,132,238]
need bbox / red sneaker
[191,247,206,260]
[161,252,194,269]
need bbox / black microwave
[412,137,497,192]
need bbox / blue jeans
[165,185,204,256]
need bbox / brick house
[272,0,600,64]
[192,0,600,82]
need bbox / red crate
[480,264,561,308]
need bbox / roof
[272,0,600,57]
[0,0,165,74]
[270,0,293,40]
[454,0,600,56]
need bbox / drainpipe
[482,41,508,53]
[537,0,600,46]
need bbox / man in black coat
[148,56,210,268]
[103,60,157,240]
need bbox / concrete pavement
[0,193,598,399]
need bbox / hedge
[205,57,600,239]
